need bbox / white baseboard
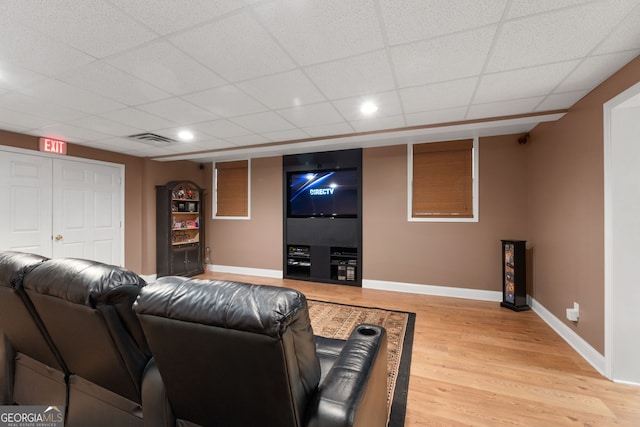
[208,264,283,279]
[530,297,606,376]
[362,279,502,302]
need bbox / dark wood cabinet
[156,181,204,277]
[500,240,529,311]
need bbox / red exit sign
[39,137,67,155]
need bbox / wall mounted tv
[287,169,358,218]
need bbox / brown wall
[207,156,283,270]
[0,130,207,274]
[363,136,529,289]
[527,55,640,353]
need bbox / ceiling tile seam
[372,0,407,128]
[464,0,512,118]
[3,11,101,63]
[502,0,610,23]
[537,2,640,111]
[244,5,355,132]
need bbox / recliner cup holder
[357,326,377,336]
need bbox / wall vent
[127,133,176,145]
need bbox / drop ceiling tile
[391,26,496,88]
[263,128,310,143]
[277,102,345,128]
[183,85,267,118]
[19,79,126,115]
[466,97,545,120]
[137,98,217,125]
[0,92,86,122]
[99,108,177,131]
[161,142,209,155]
[253,0,384,66]
[3,0,156,58]
[305,50,396,100]
[229,111,295,133]
[474,61,579,104]
[191,138,235,150]
[557,51,640,93]
[225,133,270,146]
[380,0,506,45]
[109,0,244,35]
[350,115,406,133]
[170,11,296,82]
[303,122,355,138]
[400,78,478,113]
[332,91,403,121]
[535,90,589,111]
[58,62,171,106]
[37,123,112,142]
[0,120,29,134]
[0,64,47,91]
[594,3,640,54]
[487,1,637,72]
[68,116,145,137]
[0,107,56,129]
[106,42,226,96]
[86,137,150,152]
[0,17,94,76]
[405,107,468,126]
[191,119,252,139]
[505,0,592,19]
[237,70,326,109]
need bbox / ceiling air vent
[127,133,177,145]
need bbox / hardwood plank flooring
[196,271,640,426]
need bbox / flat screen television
[287,169,358,218]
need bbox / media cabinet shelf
[157,181,204,278]
[286,245,311,278]
[330,247,358,282]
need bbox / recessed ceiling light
[360,102,378,115]
[178,130,194,141]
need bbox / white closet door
[52,159,122,265]
[0,151,53,257]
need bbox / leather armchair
[22,257,152,427]
[134,276,388,427]
[0,251,67,406]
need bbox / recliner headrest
[0,251,49,289]
[134,276,308,338]
[23,258,146,307]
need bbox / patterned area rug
[307,300,415,427]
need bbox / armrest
[0,331,15,404]
[141,358,174,427]
[307,324,388,427]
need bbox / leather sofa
[0,251,150,426]
[0,251,388,427]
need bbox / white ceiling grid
[0,0,637,161]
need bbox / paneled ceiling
[0,0,639,162]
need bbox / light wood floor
[197,271,640,426]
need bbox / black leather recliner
[134,276,388,427]
[22,258,152,427]
[0,251,67,406]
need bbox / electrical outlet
[566,302,579,322]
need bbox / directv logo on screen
[288,170,358,218]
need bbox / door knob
[54,234,63,241]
